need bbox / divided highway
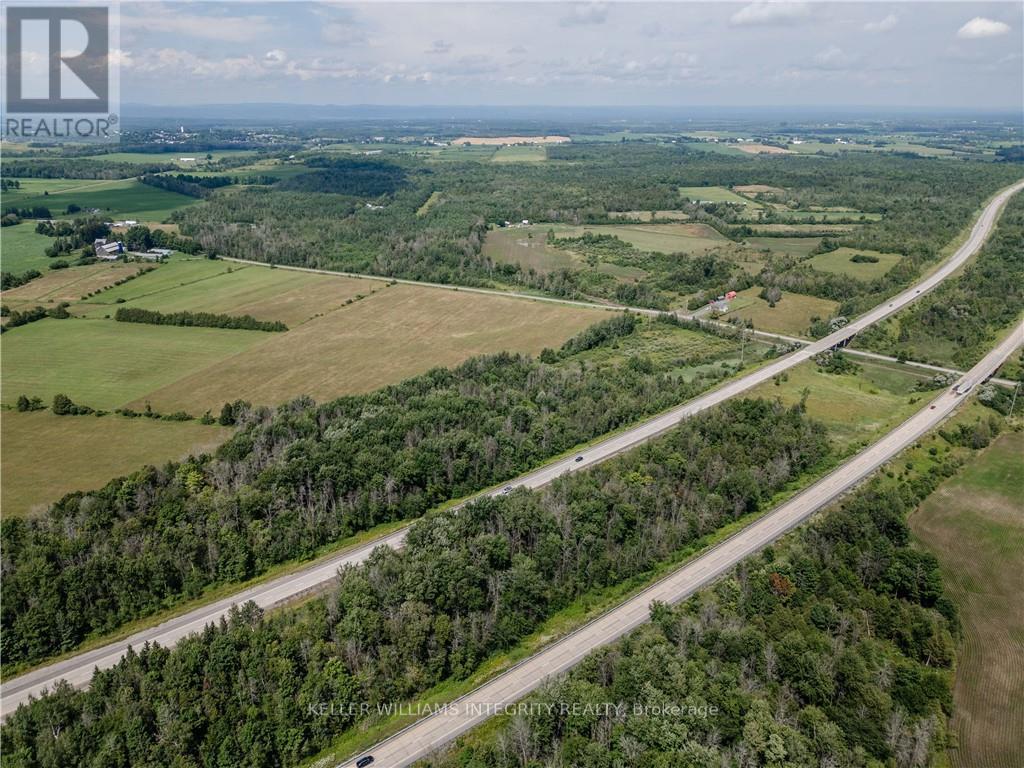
[2,180,1021,717]
[337,322,1024,768]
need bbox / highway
[338,317,1024,768]
[2,179,1021,716]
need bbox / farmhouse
[94,239,124,259]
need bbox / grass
[808,247,902,280]
[0,410,231,517]
[743,236,823,258]
[1,178,197,221]
[127,283,610,413]
[491,145,547,163]
[608,210,690,222]
[77,259,378,327]
[679,185,762,207]
[1,317,269,411]
[416,191,443,217]
[566,223,727,254]
[910,431,1024,768]
[746,357,936,452]
[0,221,54,274]
[2,262,151,308]
[77,150,258,165]
[719,286,840,337]
[483,227,577,274]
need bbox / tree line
[114,307,288,332]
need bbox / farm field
[608,210,689,221]
[77,150,258,165]
[129,283,608,413]
[1,410,231,517]
[483,227,576,273]
[718,286,840,337]
[808,247,902,280]
[491,145,546,163]
[743,236,823,258]
[3,262,151,308]
[910,431,1024,768]
[0,222,54,273]
[735,143,791,155]
[747,223,856,234]
[1,318,269,411]
[747,357,934,451]
[77,259,379,326]
[679,185,761,206]
[453,135,569,145]
[733,184,786,195]
[1,178,197,221]
[563,223,728,254]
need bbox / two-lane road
[3,179,1021,717]
[338,318,1024,768]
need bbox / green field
[2,178,197,221]
[679,186,761,207]
[743,236,823,258]
[910,432,1024,768]
[0,222,54,273]
[607,210,690,221]
[1,410,231,517]
[568,223,727,254]
[1,318,269,411]
[3,262,150,309]
[77,149,258,165]
[808,247,902,280]
[719,286,840,337]
[491,145,547,163]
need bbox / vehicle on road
[356,756,375,768]
[574,455,584,462]
[954,381,974,396]
[501,486,513,495]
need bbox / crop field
[733,184,786,195]
[453,136,569,145]
[746,223,856,235]
[77,259,379,326]
[565,223,728,254]
[1,318,268,411]
[718,286,840,337]
[911,431,1024,768]
[491,145,547,163]
[0,222,54,273]
[808,247,902,280]
[747,357,934,451]
[128,283,608,413]
[3,262,150,308]
[735,143,791,155]
[78,150,258,165]
[679,186,761,207]
[1,410,231,517]
[1,178,197,221]
[608,210,689,221]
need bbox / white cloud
[120,7,273,43]
[864,14,899,33]
[812,44,858,70]
[730,2,809,27]
[425,40,453,55]
[559,4,609,28]
[956,17,1011,39]
[264,49,287,66]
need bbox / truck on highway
[953,380,973,396]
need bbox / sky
[111,1,1022,110]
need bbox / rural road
[336,317,1024,768]
[2,179,1021,716]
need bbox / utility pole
[1009,382,1021,419]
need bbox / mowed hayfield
[679,186,762,207]
[567,223,727,254]
[129,283,609,413]
[719,286,840,337]
[747,357,935,452]
[808,247,902,280]
[1,178,196,221]
[1,411,232,517]
[608,210,690,221]
[910,431,1024,768]
[3,262,151,309]
[743,236,823,258]
[491,145,547,163]
[1,221,55,273]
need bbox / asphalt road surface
[2,180,1021,716]
[338,317,1024,768]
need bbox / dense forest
[170,145,1021,317]
[855,195,1024,367]
[428,471,967,768]
[0,316,757,667]
[0,398,830,767]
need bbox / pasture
[564,223,728,254]
[128,283,608,413]
[1,410,231,517]
[743,236,823,258]
[679,186,761,207]
[808,247,902,280]
[1,178,197,221]
[483,227,576,273]
[0,222,54,274]
[910,431,1024,768]
[491,145,547,163]
[718,286,840,337]
[608,210,689,222]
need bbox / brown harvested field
[733,184,786,195]
[453,135,570,145]
[736,143,791,155]
[130,283,610,412]
[910,431,1024,768]
[1,410,232,517]
[1,262,151,306]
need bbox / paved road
[338,318,1024,768]
[3,180,1021,716]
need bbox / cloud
[956,17,1010,39]
[425,40,453,55]
[559,4,609,28]
[811,44,858,70]
[640,21,661,38]
[864,14,898,33]
[264,49,287,66]
[730,2,809,27]
[120,6,274,43]
[507,45,527,55]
